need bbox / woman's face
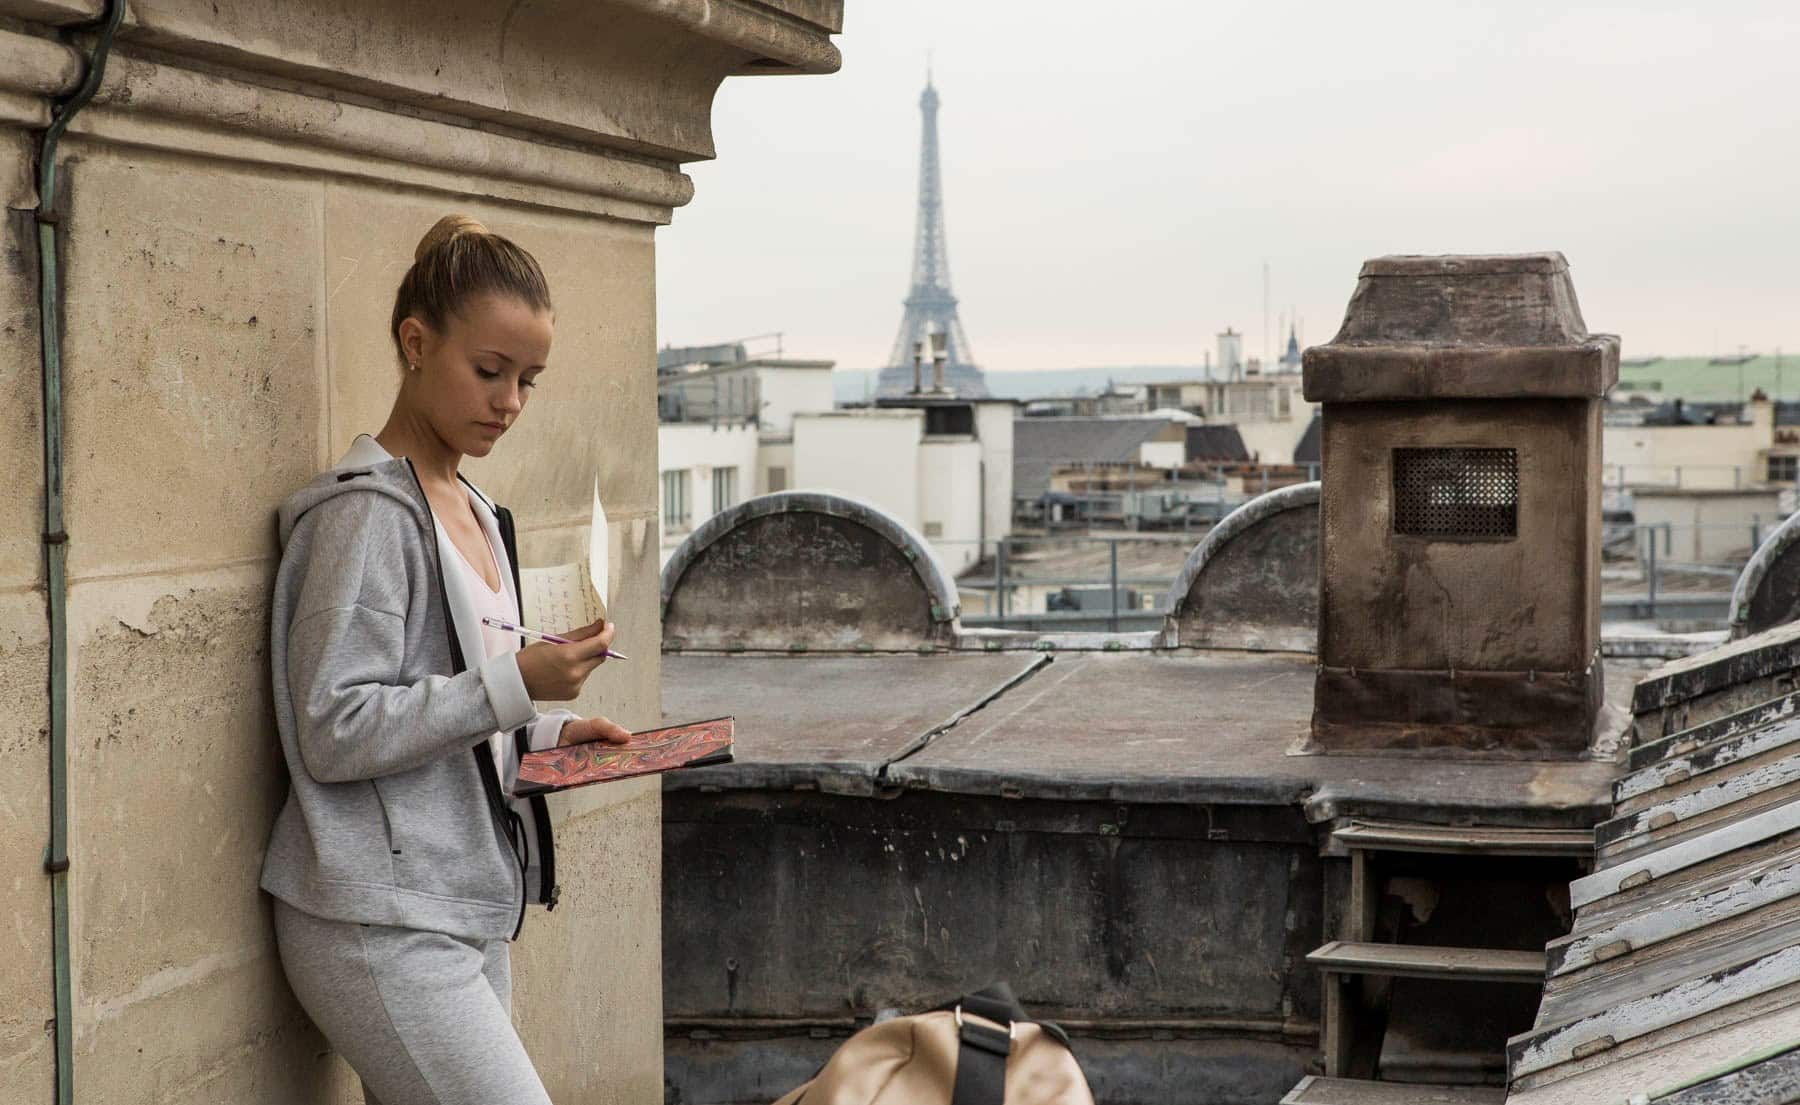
[400,292,554,458]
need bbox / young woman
[260,214,630,1105]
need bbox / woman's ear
[397,316,429,368]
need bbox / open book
[514,717,734,796]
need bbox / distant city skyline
[656,1,1800,373]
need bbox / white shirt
[437,511,522,785]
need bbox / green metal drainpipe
[34,3,125,1104]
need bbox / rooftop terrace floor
[663,650,1661,826]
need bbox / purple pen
[481,615,629,660]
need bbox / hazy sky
[656,1,1800,373]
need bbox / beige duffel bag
[773,984,1094,1105]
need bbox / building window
[766,466,787,493]
[1770,456,1798,483]
[1393,447,1517,540]
[661,469,691,530]
[924,405,975,436]
[711,466,738,514]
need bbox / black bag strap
[490,500,560,910]
[947,983,1031,1105]
[951,1014,1009,1105]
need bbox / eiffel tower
[876,76,989,397]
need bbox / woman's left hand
[556,715,633,747]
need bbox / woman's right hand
[515,618,616,701]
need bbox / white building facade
[792,398,1016,575]
[657,350,836,565]
[657,422,761,565]
[658,347,1015,575]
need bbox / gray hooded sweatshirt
[260,434,575,940]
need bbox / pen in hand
[481,615,629,661]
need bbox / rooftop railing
[1605,462,1797,490]
[925,517,1786,636]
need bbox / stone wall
[0,3,841,1101]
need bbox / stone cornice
[0,0,842,220]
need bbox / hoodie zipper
[402,457,530,940]
[458,475,558,913]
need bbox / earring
[408,362,419,372]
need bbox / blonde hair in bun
[413,213,489,262]
[390,213,551,367]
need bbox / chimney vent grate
[1393,447,1518,539]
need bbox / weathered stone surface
[1331,253,1590,344]
[76,955,358,1104]
[67,574,278,1010]
[5,137,55,1105]
[1739,562,1800,639]
[2,126,37,205]
[59,145,325,577]
[667,512,940,650]
[0,593,52,1105]
[1311,397,1606,753]
[0,1,101,24]
[83,51,691,221]
[664,493,959,652]
[1167,483,1319,652]
[1,1,841,156]
[126,0,834,148]
[1304,253,1620,401]
[1318,400,1600,673]
[1311,660,1603,756]
[662,652,1046,795]
[1304,342,1620,402]
[663,790,1320,1021]
[3,163,40,590]
[1729,512,1800,639]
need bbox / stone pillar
[0,3,840,1102]
[1303,254,1619,757]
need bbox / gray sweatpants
[272,898,552,1105]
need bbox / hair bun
[414,214,488,263]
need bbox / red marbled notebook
[514,716,734,796]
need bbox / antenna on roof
[1262,260,1271,368]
